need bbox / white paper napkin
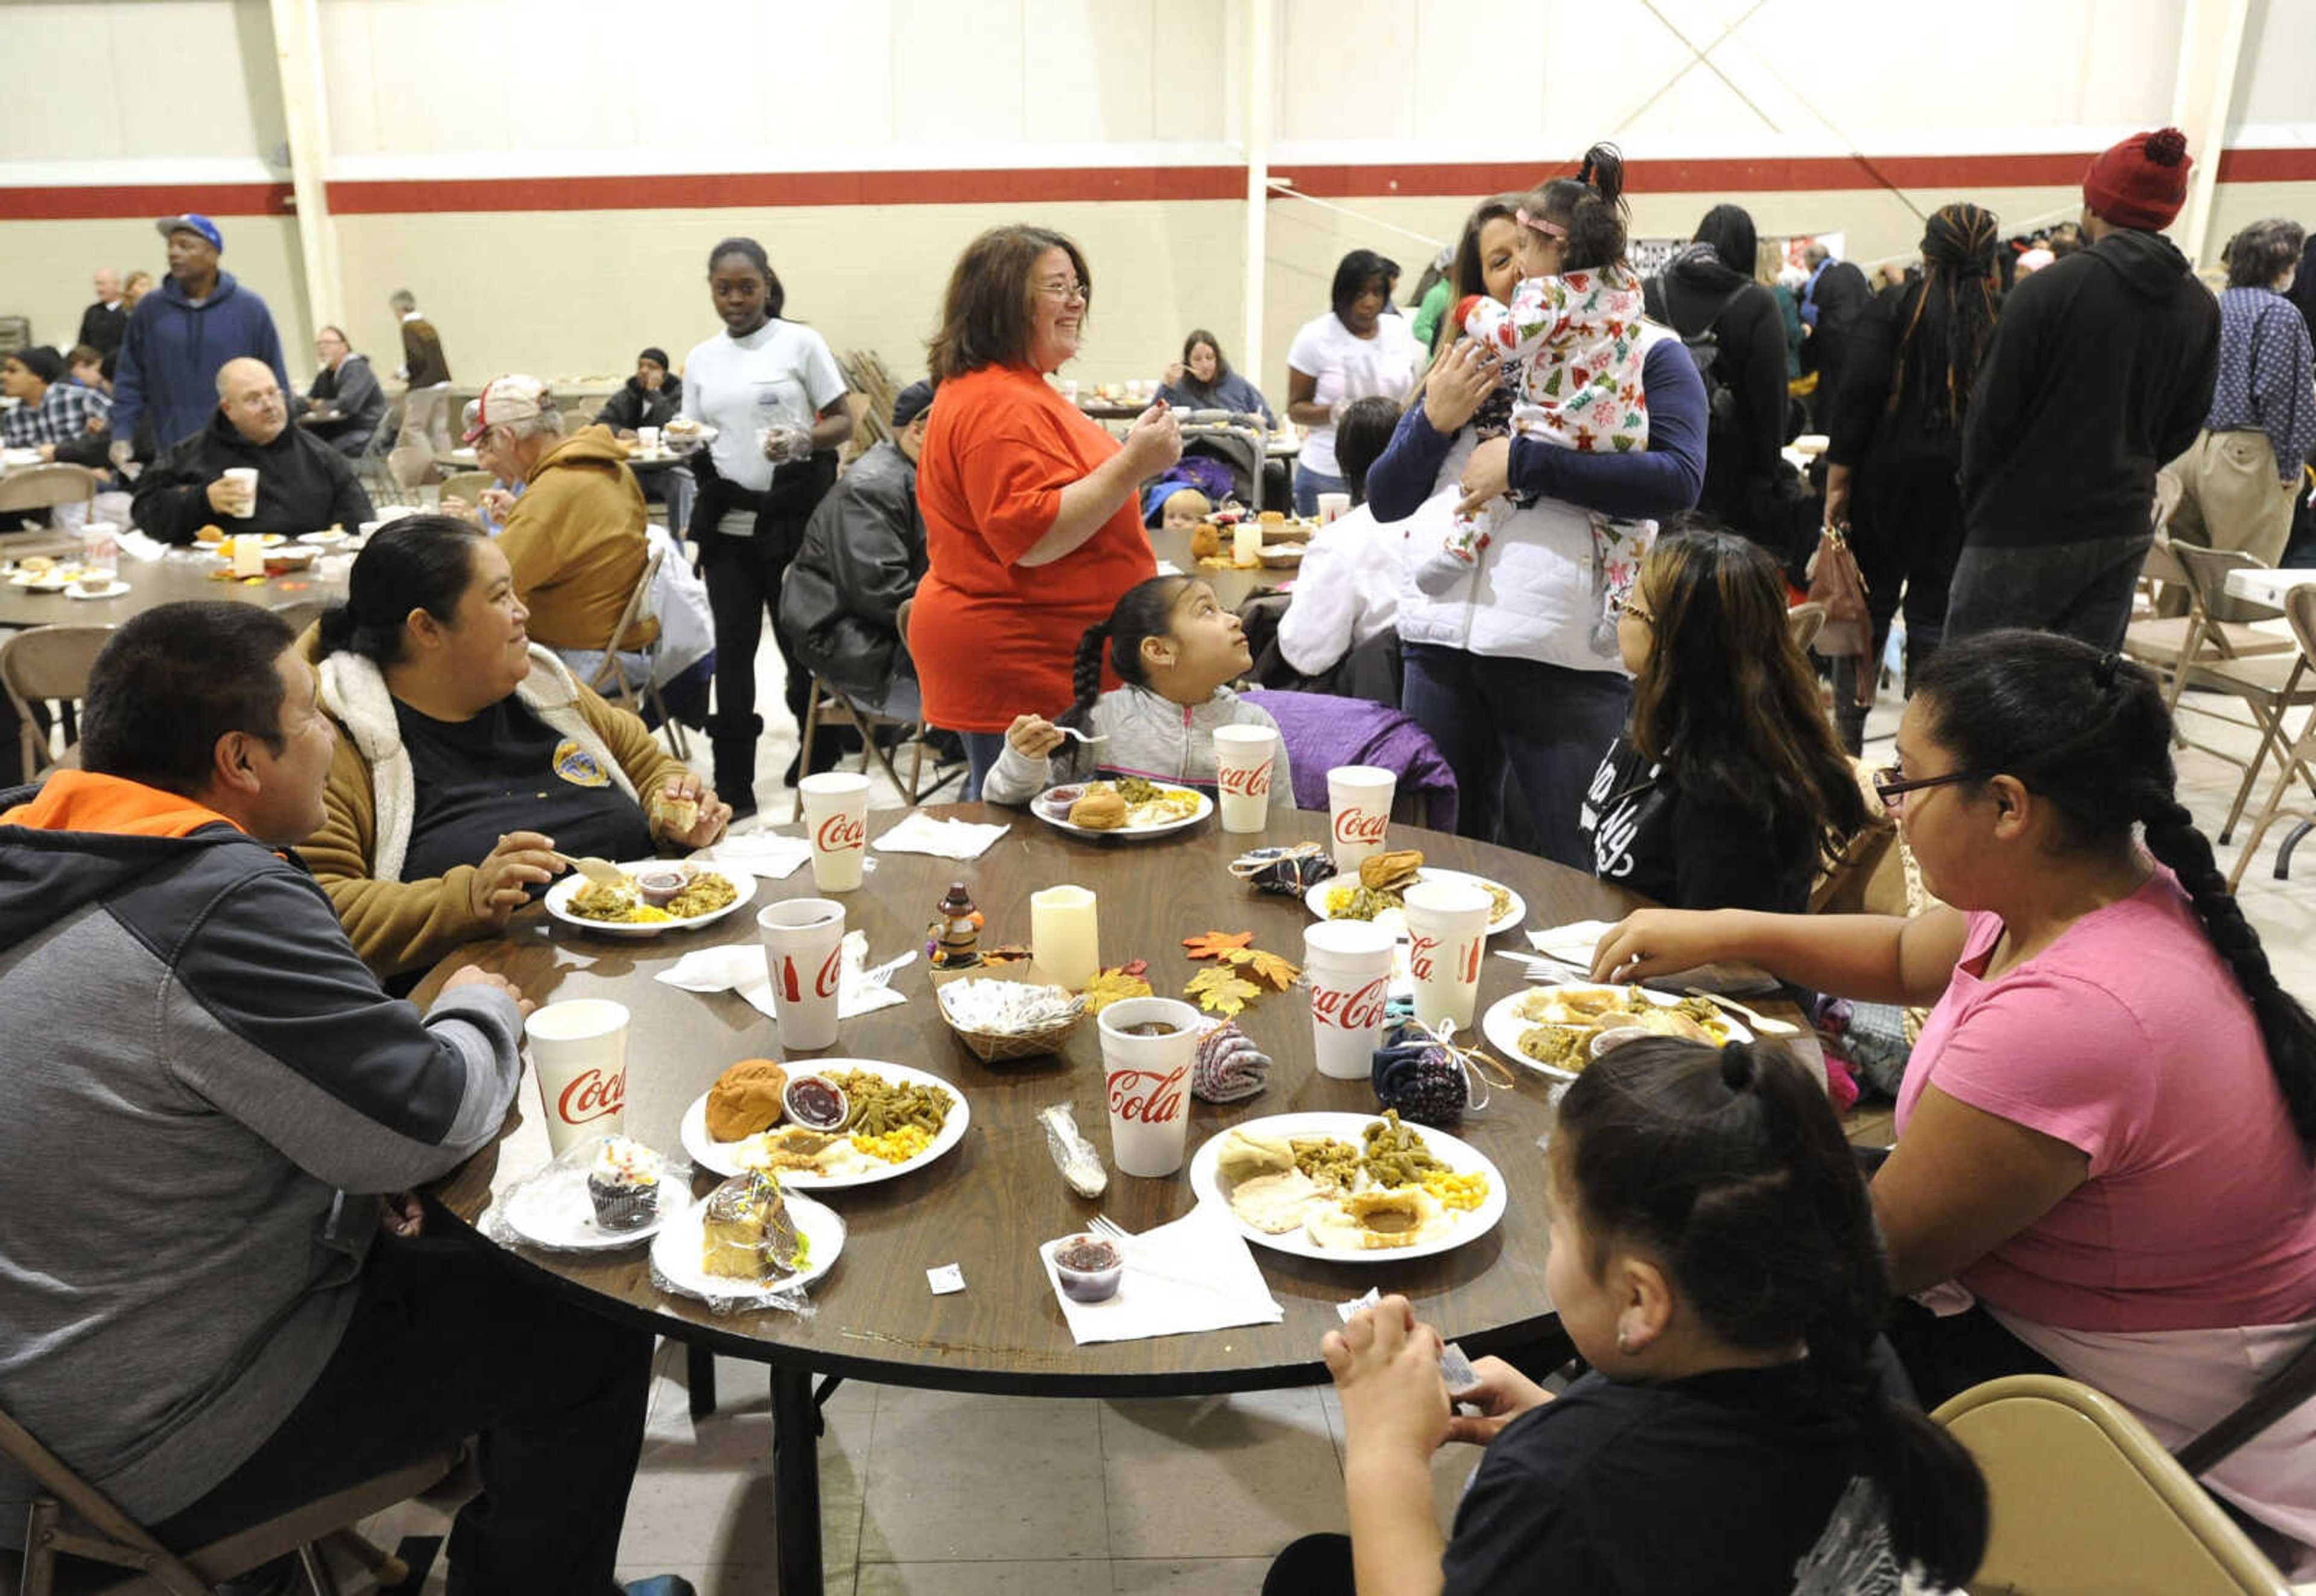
[115,529,167,564]
[1528,921,1778,996]
[655,932,911,1021]
[873,812,1008,860]
[701,831,814,880]
[1039,1202,1284,1346]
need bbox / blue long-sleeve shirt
[110,271,291,453]
[1367,337,1707,525]
[2207,285,2316,483]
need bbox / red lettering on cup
[1311,974,1390,1032]
[815,812,865,853]
[1106,1065,1188,1126]
[1409,930,1440,983]
[815,943,844,1000]
[1218,759,1273,800]
[557,1068,625,1126]
[1333,807,1388,846]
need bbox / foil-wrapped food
[1228,842,1337,897]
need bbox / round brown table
[418,803,1767,1594]
[0,546,344,629]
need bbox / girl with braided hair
[981,575,1290,809]
[1821,201,2004,753]
[1274,1037,1987,1595]
[1593,628,2316,1562]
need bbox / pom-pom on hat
[2083,128,2193,230]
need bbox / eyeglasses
[1616,595,1654,626]
[1034,279,1087,303]
[1871,765,1991,809]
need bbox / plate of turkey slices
[1188,1111,1506,1263]
[1481,983,1750,1082]
[1303,850,1523,940]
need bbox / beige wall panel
[0,218,309,376]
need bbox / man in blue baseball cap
[109,213,291,469]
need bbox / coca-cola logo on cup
[1218,759,1273,799]
[1107,1065,1188,1126]
[557,1067,625,1126]
[1311,974,1391,1031]
[778,944,846,1003]
[815,812,866,853]
[1334,807,1387,846]
[1409,932,1482,985]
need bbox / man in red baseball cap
[1948,128,2220,650]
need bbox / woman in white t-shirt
[679,236,855,816]
[1283,250,1423,516]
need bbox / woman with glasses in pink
[913,225,1182,800]
[1592,628,2316,1568]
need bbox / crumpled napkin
[656,931,910,1020]
[1039,1201,1283,1346]
[701,831,814,880]
[115,529,167,563]
[1529,921,1778,995]
[873,812,1008,860]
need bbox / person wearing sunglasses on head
[1591,629,2316,1569]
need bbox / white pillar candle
[1030,885,1100,992]
[1233,522,1262,568]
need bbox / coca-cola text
[778,944,845,1003]
[1333,807,1388,846]
[815,812,866,853]
[1311,974,1391,1031]
[1409,932,1481,985]
[1107,1065,1188,1125]
[1217,759,1273,799]
[557,1067,625,1125]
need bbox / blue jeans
[1292,462,1349,519]
[1400,642,1631,868]
[1944,532,2153,652]
[958,731,1008,803]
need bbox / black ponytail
[1915,630,2316,1155]
[1559,1039,1988,1587]
[314,514,489,667]
[1520,142,1631,276]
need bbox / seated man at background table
[0,601,686,1596]
[299,323,388,458]
[0,344,112,469]
[481,373,660,688]
[131,356,373,544]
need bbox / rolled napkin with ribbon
[1370,1020,1517,1129]
[1227,842,1336,898]
[1191,1021,1271,1103]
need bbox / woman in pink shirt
[1592,629,2316,1562]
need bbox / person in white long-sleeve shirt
[1274,396,1411,698]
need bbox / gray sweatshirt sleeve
[162,864,524,1193]
[984,736,1092,806]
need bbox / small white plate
[680,1059,970,1188]
[543,861,756,938]
[196,532,286,550]
[1187,1111,1508,1264]
[1030,781,1213,841]
[1479,983,1753,1081]
[651,1188,845,1303]
[499,1162,669,1249]
[63,580,130,601]
[1303,867,1524,940]
[297,530,350,547]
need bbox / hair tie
[1718,1044,1754,1092]
[1516,208,1568,241]
[2092,651,2122,691]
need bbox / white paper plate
[680,1059,970,1188]
[543,861,756,938]
[1303,867,1524,940]
[651,1187,845,1303]
[499,1162,669,1249]
[1187,1111,1508,1264]
[63,580,130,601]
[1031,781,1213,841]
[297,529,350,546]
[1479,983,1753,1082]
[195,532,285,549]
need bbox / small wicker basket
[935,975,1086,1064]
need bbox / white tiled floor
[332,643,2316,1595]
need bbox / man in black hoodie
[1949,128,2220,649]
[131,356,373,544]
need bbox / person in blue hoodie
[108,213,290,464]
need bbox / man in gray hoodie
[0,602,674,1595]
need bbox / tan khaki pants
[389,384,455,489]
[2167,429,2300,619]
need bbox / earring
[1614,1328,1636,1355]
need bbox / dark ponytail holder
[1718,1044,1756,1092]
[1578,152,1597,188]
[2092,651,2121,691]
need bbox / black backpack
[1647,275,1748,429]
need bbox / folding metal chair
[0,625,112,779]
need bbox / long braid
[1058,618,1110,734]
[1894,203,2000,429]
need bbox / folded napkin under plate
[1039,1201,1283,1346]
[657,932,910,1021]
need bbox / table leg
[770,1367,823,1596]
[686,1342,717,1420]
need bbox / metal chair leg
[297,1541,344,1596]
[792,683,829,822]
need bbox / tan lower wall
[2,216,311,374]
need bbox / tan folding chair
[1785,600,1827,651]
[1934,1374,2295,1596]
[1,1399,449,1595]
[435,470,493,509]
[583,549,686,758]
[0,466,100,556]
[0,625,113,779]
[2229,587,2316,891]
[2163,546,2316,845]
[2124,539,2294,722]
[789,596,961,819]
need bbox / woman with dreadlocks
[1821,203,2003,754]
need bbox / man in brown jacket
[468,374,659,687]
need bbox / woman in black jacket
[1822,203,2002,752]
[1646,204,1794,557]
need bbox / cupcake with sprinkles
[587,1135,665,1232]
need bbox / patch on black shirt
[395,697,653,887]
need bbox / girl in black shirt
[1580,525,1869,912]
[1273,1039,1987,1595]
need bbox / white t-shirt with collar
[1285,311,1422,477]
[679,318,848,493]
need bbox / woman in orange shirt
[914,225,1183,798]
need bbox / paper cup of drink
[525,998,630,1155]
[798,771,870,892]
[1212,724,1277,834]
[1316,492,1350,523]
[1327,765,1395,872]
[636,425,660,452]
[1402,879,1492,1030]
[1305,921,1397,1080]
[758,899,846,1051]
[1098,996,1200,1176]
[81,520,119,579]
[221,467,259,517]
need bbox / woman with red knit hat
[1947,128,2220,651]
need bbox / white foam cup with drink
[758,898,846,1051]
[1212,724,1277,834]
[81,520,119,581]
[1305,920,1397,1080]
[1327,765,1396,872]
[221,467,259,517]
[1316,491,1350,524]
[1402,879,1492,1031]
[798,771,870,892]
[524,998,630,1154]
[1098,996,1201,1177]
[636,425,660,452]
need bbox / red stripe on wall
[325,166,1249,213]
[1270,151,2115,199]
[0,183,294,220]
[2215,147,2316,183]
